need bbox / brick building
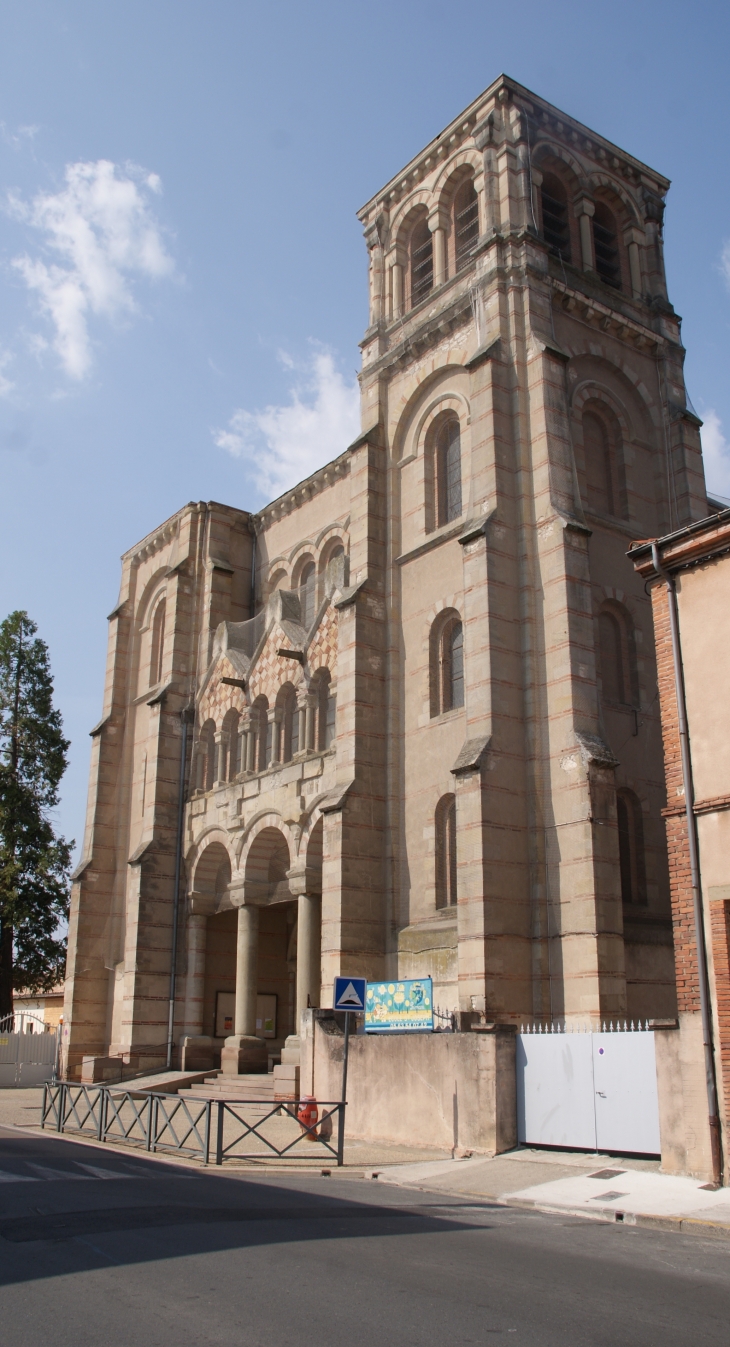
[631,512,730,1181]
[62,75,708,1087]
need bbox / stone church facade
[62,75,707,1081]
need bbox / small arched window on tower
[435,794,457,908]
[592,202,621,289]
[540,174,571,263]
[150,598,166,687]
[431,612,465,717]
[582,407,627,520]
[598,604,638,707]
[454,177,479,272]
[409,211,433,308]
[616,789,647,905]
[436,415,462,526]
[299,560,316,629]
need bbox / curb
[370,1176,730,1242]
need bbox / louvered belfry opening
[540,173,571,262]
[593,202,621,288]
[454,178,479,271]
[410,212,433,307]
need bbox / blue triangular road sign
[334,976,366,1010]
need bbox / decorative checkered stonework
[198,604,339,727]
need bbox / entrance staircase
[179,1073,278,1115]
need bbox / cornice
[253,452,351,531]
[551,278,665,352]
[364,287,473,379]
[358,74,669,225]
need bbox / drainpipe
[651,541,723,1185]
[166,704,195,1070]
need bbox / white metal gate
[516,1023,661,1155]
[0,1015,59,1088]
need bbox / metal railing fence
[214,1099,346,1166]
[42,1083,346,1166]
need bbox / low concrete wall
[300,1012,516,1155]
[655,1013,715,1180]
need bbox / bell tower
[357,75,704,1022]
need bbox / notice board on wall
[364,978,433,1033]
[215,992,278,1039]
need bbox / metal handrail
[42,1083,346,1166]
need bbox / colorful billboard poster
[365,978,434,1033]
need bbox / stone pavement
[373,1148,730,1238]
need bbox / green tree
[0,611,72,1019]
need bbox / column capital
[574,197,595,219]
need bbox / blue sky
[1,0,729,857]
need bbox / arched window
[197,719,216,792]
[299,559,316,628]
[454,177,479,272]
[435,794,457,909]
[409,212,433,308]
[250,696,269,772]
[268,568,288,597]
[616,789,647,905]
[223,709,240,780]
[592,202,621,289]
[150,598,166,687]
[277,684,298,763]
[436,415,462,526]
[541,173,571,263]
[598,604,638,707]
[583,408,627,520]
[430,612,465,717]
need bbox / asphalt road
[0,1124,728,1346]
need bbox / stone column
[392,262,403,318]
[304,696,315,753]
[214,732,227,786]
[220,902,267,1074]
[296,893,321,1030]
[576,198,595,272]
[295,700,307,756]
[236,723,247,778]
[432,226,446,287]
[268,710,281,767]
[245,722,255,773]
[179,909,216,1072]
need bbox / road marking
[0,1170,37,1183]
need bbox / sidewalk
[373,1148,730,1239]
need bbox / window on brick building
[150,598,166,687]
[541,173,571,263]
[409,211,433,308]
[616,788,647,905]
[593,202,621,289]
[430,612,465,717]
[454,177,479,272]
[435,793,457,908]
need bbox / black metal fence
[41,1083,346,1166]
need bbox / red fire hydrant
[296,1096,318,1136]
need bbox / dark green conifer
[0,611,72,1018]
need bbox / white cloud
[9,160,174,379]
[700,409,730,500]
[214,348,361,500]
